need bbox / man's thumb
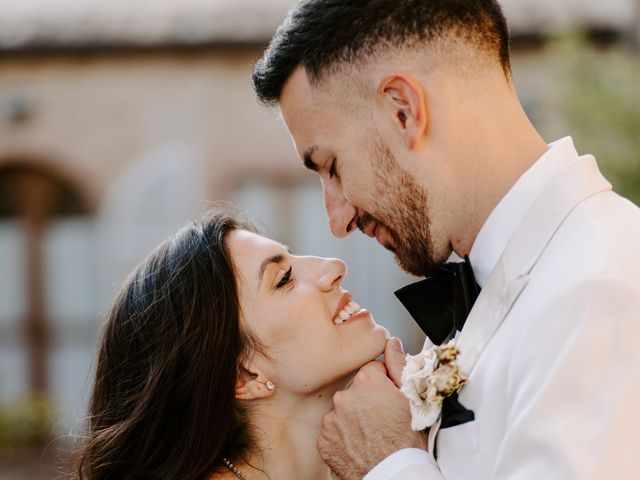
[384,337,406,388]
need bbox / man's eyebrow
[258,247,292,286]
[303,145,319,172]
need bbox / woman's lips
[341,308,371,324]
[332,292,352,323]
[334,303,370,325]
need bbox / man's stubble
[361,135,439,277]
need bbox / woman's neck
[237,378,350,480]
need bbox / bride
[73,208,392,480]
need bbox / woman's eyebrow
[259,254,284,285]
[257,247,291,286]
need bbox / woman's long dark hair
[73,210,259,480]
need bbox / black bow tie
[394,256,481,345]
[394,256,480,433]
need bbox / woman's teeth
[334,300,361,324]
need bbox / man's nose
[323,183,356,238]
[316,257,347,291]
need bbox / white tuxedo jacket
[384,144,640,479]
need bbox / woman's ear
[377,74,428,150]
[235,364,276,400]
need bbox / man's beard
[357,137,438,277]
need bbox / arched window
[0,162,91,400]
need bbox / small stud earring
[265,381,275,391]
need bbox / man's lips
[371,224,397,252]
[357,216,396,250]
[361,221,378,238]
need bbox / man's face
[280,67,438,276]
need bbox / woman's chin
[371,323,391,354]
[291,326,392,395]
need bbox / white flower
[400,340,467,431]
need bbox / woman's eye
[329,158,337,179]
[275,266,293,289]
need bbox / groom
[252,1,640,479]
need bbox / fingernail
[391,337,403,351]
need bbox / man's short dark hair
[252,0,511,106]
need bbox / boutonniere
[400,340,467,431]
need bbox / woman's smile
[332,294,370,325]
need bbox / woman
[73,209,390,479]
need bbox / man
[252,1,640,479]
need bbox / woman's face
[229,229,389,394]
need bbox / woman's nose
[316,257,347,291]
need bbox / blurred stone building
[0,0,638,449]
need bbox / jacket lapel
[457,154,611,377]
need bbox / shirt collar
[468,137,579,287]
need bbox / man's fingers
[359,360,387,376]
[384,337,406,388]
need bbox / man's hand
[317,338,427,480]
[384,336,408,388]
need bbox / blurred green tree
[0,396,53,450]
[542,33,640,205]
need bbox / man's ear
[235,364,275,401]
[377,75,428,150]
